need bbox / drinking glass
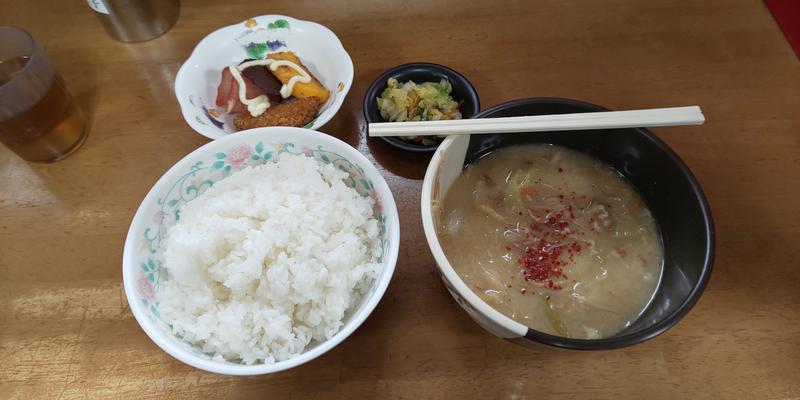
[0,26,88,163]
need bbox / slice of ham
[214,67,264,114]
[214,67,234,107]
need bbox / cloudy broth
[438,144,663,339]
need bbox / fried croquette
[234,97,322,130]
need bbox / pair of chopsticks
[368,106,705,137]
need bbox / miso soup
[438,144,663,339]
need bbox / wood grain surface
[1,0,799,398]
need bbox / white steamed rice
[158,153,382,364]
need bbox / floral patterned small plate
[122,127,399,375]
[174,15,354,139]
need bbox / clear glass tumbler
[0,26,88,163]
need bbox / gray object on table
[87,0,180,42]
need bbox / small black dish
[363,63,480,152]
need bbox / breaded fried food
[234,96,322,130]
[267,52,330,103]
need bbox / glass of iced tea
[0,27,88,163]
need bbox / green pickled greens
[376,78,463,145]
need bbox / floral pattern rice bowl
[122,127,399,375]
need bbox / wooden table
[2,0,799,398]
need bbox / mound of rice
[158,153,382,364]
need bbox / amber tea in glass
[0,27,88,163]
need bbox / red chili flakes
[521,241,561,282]
[513,202,586,290]
[505,245,512,251]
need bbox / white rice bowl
[157,154,382,365]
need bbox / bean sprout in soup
[438,144,663,339]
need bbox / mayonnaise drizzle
[228,57,313,117]
[268,60,312,98]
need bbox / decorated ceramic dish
[122,127,399,375]
[175,15,354,139]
